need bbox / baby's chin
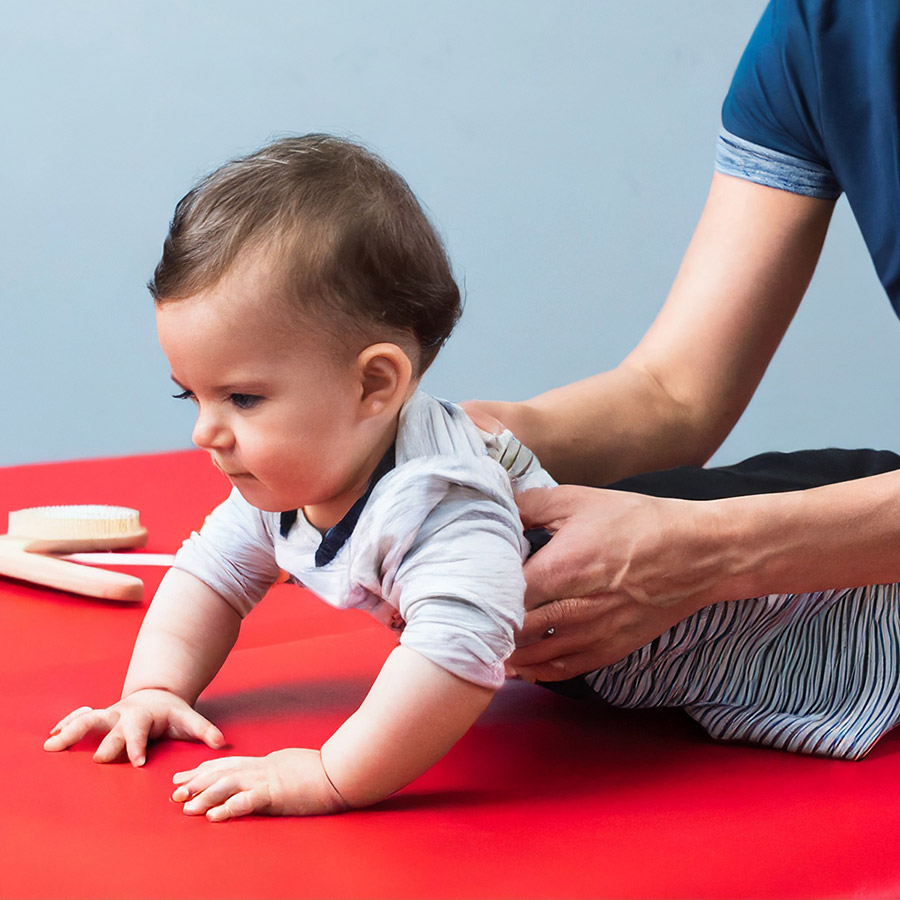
[228,476,298,513]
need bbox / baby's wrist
[266,748,352,814]
[120,685,186,703]
[317,751,353,812]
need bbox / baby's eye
[172,389,196,402]
[230,393,263,410]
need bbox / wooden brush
[0,505,149,601]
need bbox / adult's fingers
[515,595,602,646]
[513,647,610,683]
[457,400,504,434]
[515,487,571,532]
[518,487,612,607]
[510,594,632,679]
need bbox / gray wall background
[3,1,899,470]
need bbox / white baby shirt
[172,391,555,690]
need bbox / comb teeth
[8,505,142,540]
[6,505,148,552]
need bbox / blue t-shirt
[716,0,900,315]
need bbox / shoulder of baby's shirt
[353,456,519,557]
[399,391,555,491]
[396,391,485,461]
[381,453,518,514]
[346,454,528,587]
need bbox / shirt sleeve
[172,488,281,617]
[346,456,528,690]
[716,0,840,199]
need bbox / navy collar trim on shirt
[279,444,397,568]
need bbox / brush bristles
[8,505,144,541]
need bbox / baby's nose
[192,409,232,450]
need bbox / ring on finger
[543,626,556,638]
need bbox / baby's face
[155,258,389,528]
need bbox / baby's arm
[170,645,494,820]
[44,567,241,766]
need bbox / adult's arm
[468,172,835,485]
[467,172,862,679]
[509,466,900,681]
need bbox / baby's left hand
[171,748,349,821]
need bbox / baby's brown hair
[149,134,461,372]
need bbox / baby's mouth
[212,459,252,480]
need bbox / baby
[45,135,900,818]
[44,134,554,820]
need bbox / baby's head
[150,134,461,374]
[151,136,461,525]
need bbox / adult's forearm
[467,363,715,488]
[476,176,836,488]
[510,467,900,681]
[703,468,900,602]
[519,361,720,486]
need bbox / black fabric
[604,447,900,500]
[278,445,397,566]
[279,509,297,538]
[536,447,900,700]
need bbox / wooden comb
[0,505,148,601]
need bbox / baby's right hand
[43,689,225,767]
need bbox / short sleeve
[346,456,528,690]
[393,482,525,689]
[715,129,840,199]
[173,488,281,617]
[718,0,840,198]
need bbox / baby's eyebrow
[170,374,269,394]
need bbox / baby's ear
[356,343,413,417]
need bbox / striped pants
[576,448,900,760]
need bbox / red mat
[2,450,899,899]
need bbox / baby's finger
[44,710,113,752]
[206,790,264,823]
[167,707,226,749]
[93,726,127,764]
[172,756,232,784]
[120,713,154,767]
[172,758,236,797]
[181,775,241,816]
[48,706,94,736]
[173,755,238,786]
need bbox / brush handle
[0,540,143,602]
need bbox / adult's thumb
[516,485,581,531]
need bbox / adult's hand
[466,179,838,680]
[508,485,733,682]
